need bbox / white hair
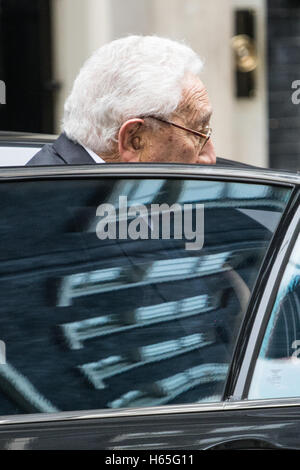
[62,35,204,154]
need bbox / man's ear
[118,118,145,162]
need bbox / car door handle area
[204,437,288,450]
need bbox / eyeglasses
[145,116,212,152]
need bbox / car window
[248,232,300,400]
[0,177,291,415]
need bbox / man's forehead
[180,75,213,123]
[182,75,209,99]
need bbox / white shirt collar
[83,146,106,163]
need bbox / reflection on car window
[0,178,291,415]
[249,233,300,400]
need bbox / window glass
[0,178,291,415]
[249,233,300,400]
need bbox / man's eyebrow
[193,109,212,128]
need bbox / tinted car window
[0,178,291,415]
[249,232,300,400]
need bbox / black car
[0,145,298,450]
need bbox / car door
[0,164,297,450]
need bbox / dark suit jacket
[26,132,252,168]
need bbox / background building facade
[0,0,299,170]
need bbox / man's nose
[197,139,216,165]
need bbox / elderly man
[27,35,216,166]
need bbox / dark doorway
[267,0,300,171]
[0,0,55,134]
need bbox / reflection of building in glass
[108,364,229,409]
[0,362,58,413]
[57,253,232,307]
[61,294,218,350]
[78,332,216,390]
[0,178,289,415]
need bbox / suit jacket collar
[53,133,95,165]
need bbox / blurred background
[0,0,299,171]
